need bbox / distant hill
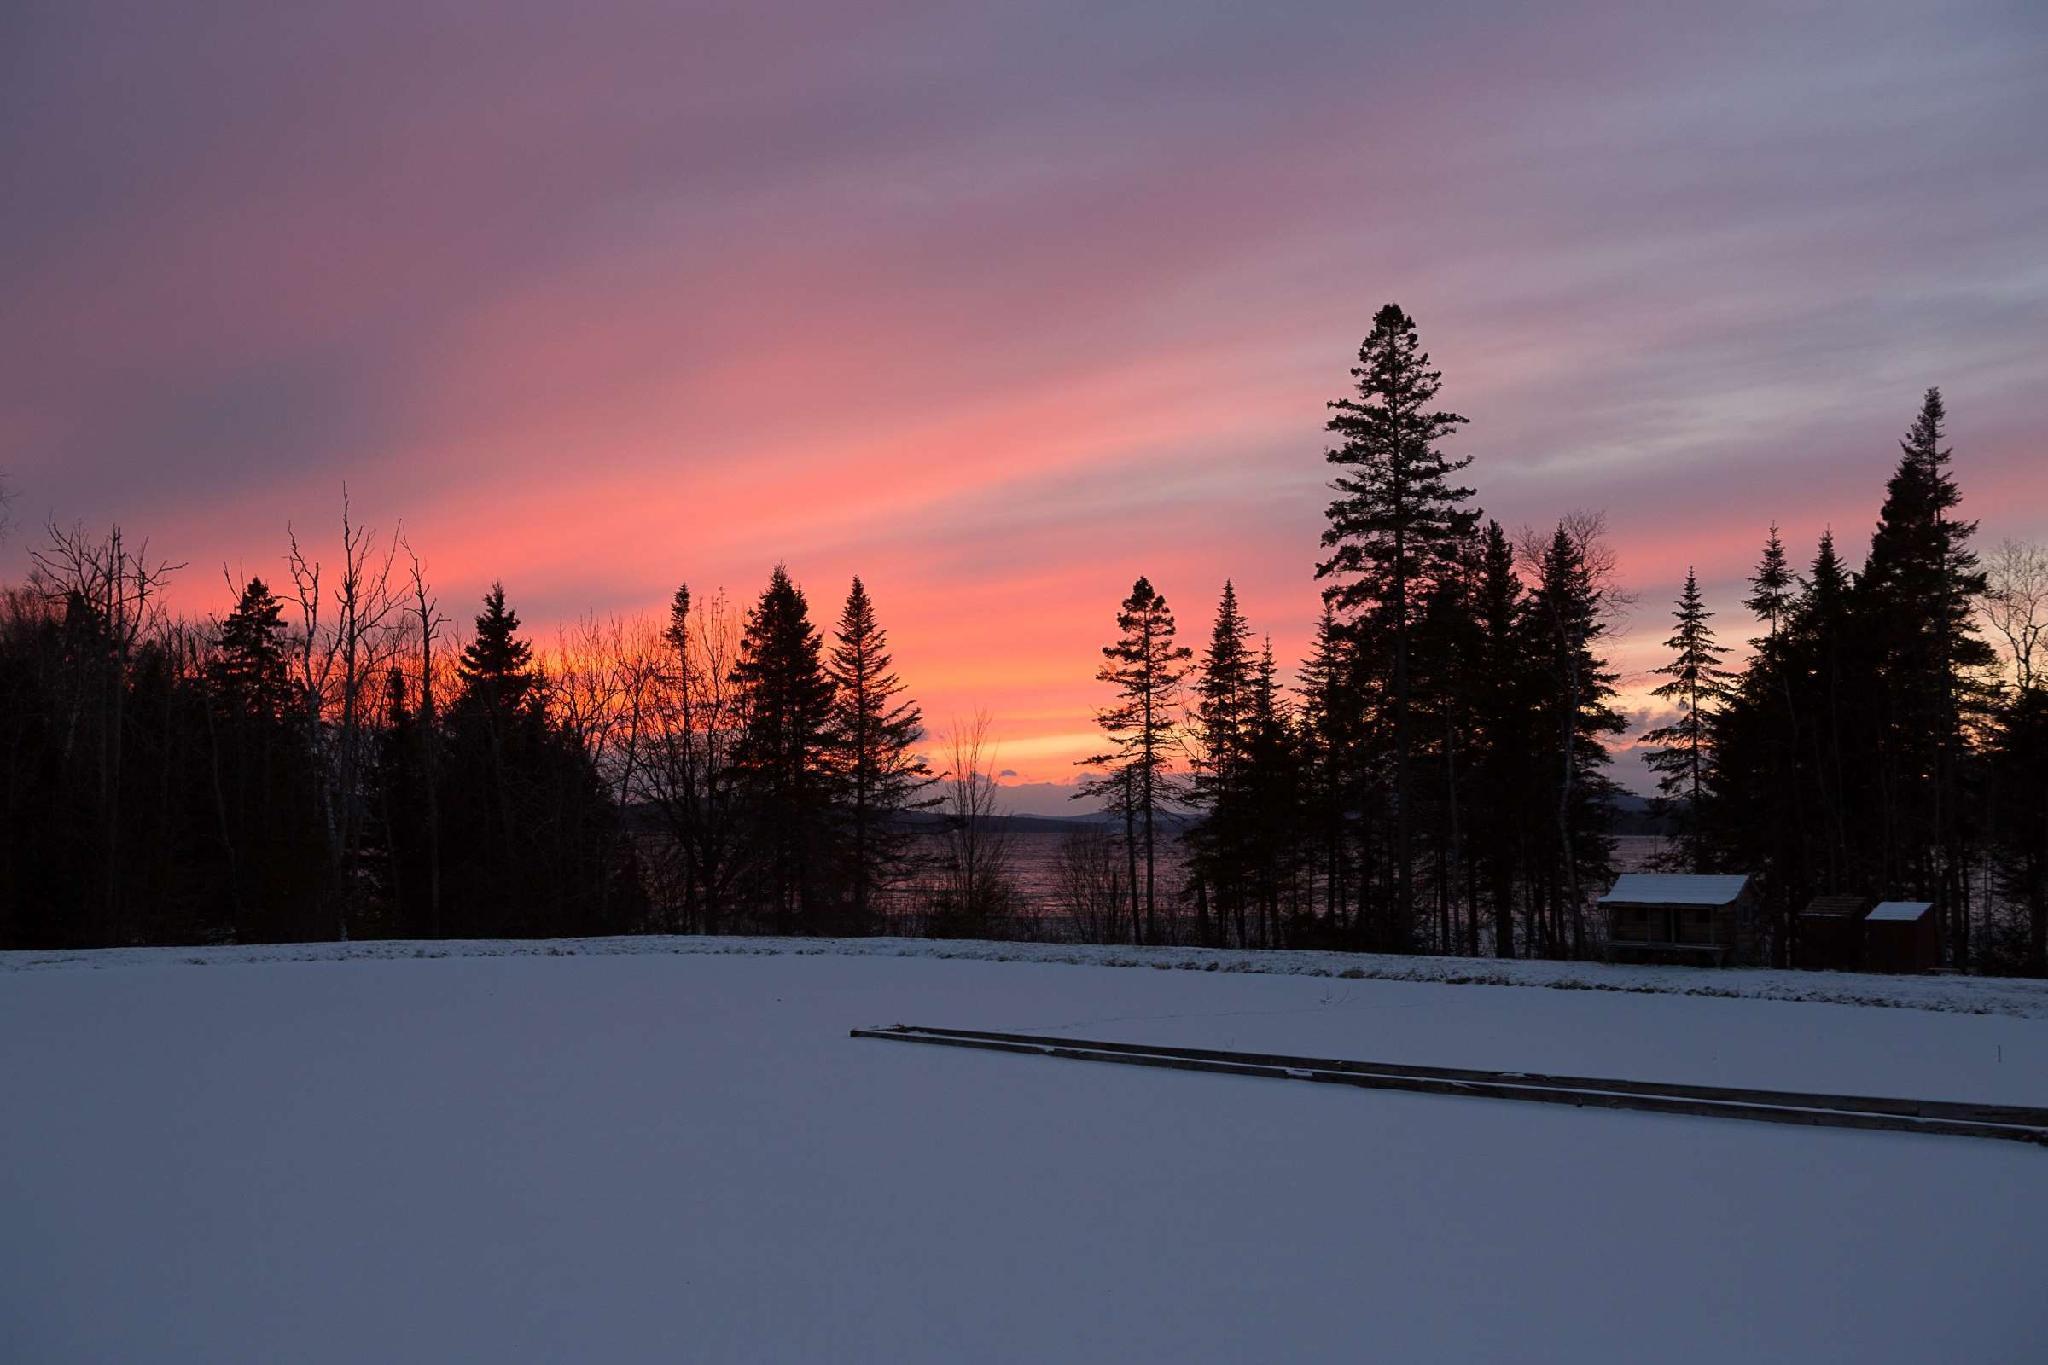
[894,809,1199,835]
[1602,793,1676,836]
[632,801,1653,838]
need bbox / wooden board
[850,1024,2048,1147]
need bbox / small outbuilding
[1796,895,1874,970]
[1863,901,1940,974]
[1600,873,1757,966]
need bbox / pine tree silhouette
[211,576,296,721]
[732,565,836,933]
[1643,568,1730,870]
[1077,577,1191,945]
[826,576,935,933]
[1317,304,1479,950]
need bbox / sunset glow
[5,3,2044,806]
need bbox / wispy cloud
[3,2,2043,784]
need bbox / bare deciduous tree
[285,490,403,936]
[927,712,1017,938]
[402,540,449,934]
[638,585,752,932]
[1054,826,1128,944]
[1984,539,2047,692]
[27,522,184,942]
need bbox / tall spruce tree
[825,577,935,934]
[1706,526,1859,952]
[732,566,837,933]
[443,583,628,938]
[1077,577,1191,945]
[1464,522,1533,957]
[1796,529,1855,895]
[1188,582,1257,946]
[1316,304,1478,950]
[1857,388,1993,961]
[1524,522,1623,957]
[206,575,322,940]
[1643,568,1729,870]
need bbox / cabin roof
[1598,873,1752,907]
[1867,901,1934,923]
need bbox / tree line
[1075,314,2041,973]
[1642,390,2046,974]
[0,510,980,947]
[3,306,2041,973]
[1082,305,1628,959]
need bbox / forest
[2,305,2042,973]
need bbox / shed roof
[1801,895,1873,918]
[1867,901,1933,923]
[1598,873,1752,906]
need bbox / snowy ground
[4,943,2044,1363]
[11,930,2048,1018]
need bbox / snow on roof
[1867,901,1933,922]
[1598,873,1752,906]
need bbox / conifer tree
[825,577,935,933]
[1467,521,1532,956]
[1524,521,1623,957]
[444,584,546,936]
[1745,524,1794,640]
[1241,637,1303,946]
[1706,528,1858,946]
[1316,304,1478,948]
[443,583,629,938]
[1643,568,1729,870]
[1188,582,1257,945]
[456,582,539,718]
[1796,528,1855,894]
[732,566,837,932]
[1296,605,1361,938]
[1410,543,1484,952]
[1858,387,1993,960]
[205,575,322,940]
[211,577,296,721]
[1193,581,1256,782]
[1077,577,1191,945]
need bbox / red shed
[1796,895,1873,970]
[1862,901,1939,973]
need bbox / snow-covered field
[4,942,2044,1363]
[13,930,2048,1018]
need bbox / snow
[13,931,2045,1018]
[1598,872,1752,905]
[4,942,2044,1363]
[1868,901,1935,922]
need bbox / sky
[3,2,2045,811]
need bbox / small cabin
[1796,895,1874,970]
[1600,873,1757,966]
[1863,901,1939,974]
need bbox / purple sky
[3,2,2044,806]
